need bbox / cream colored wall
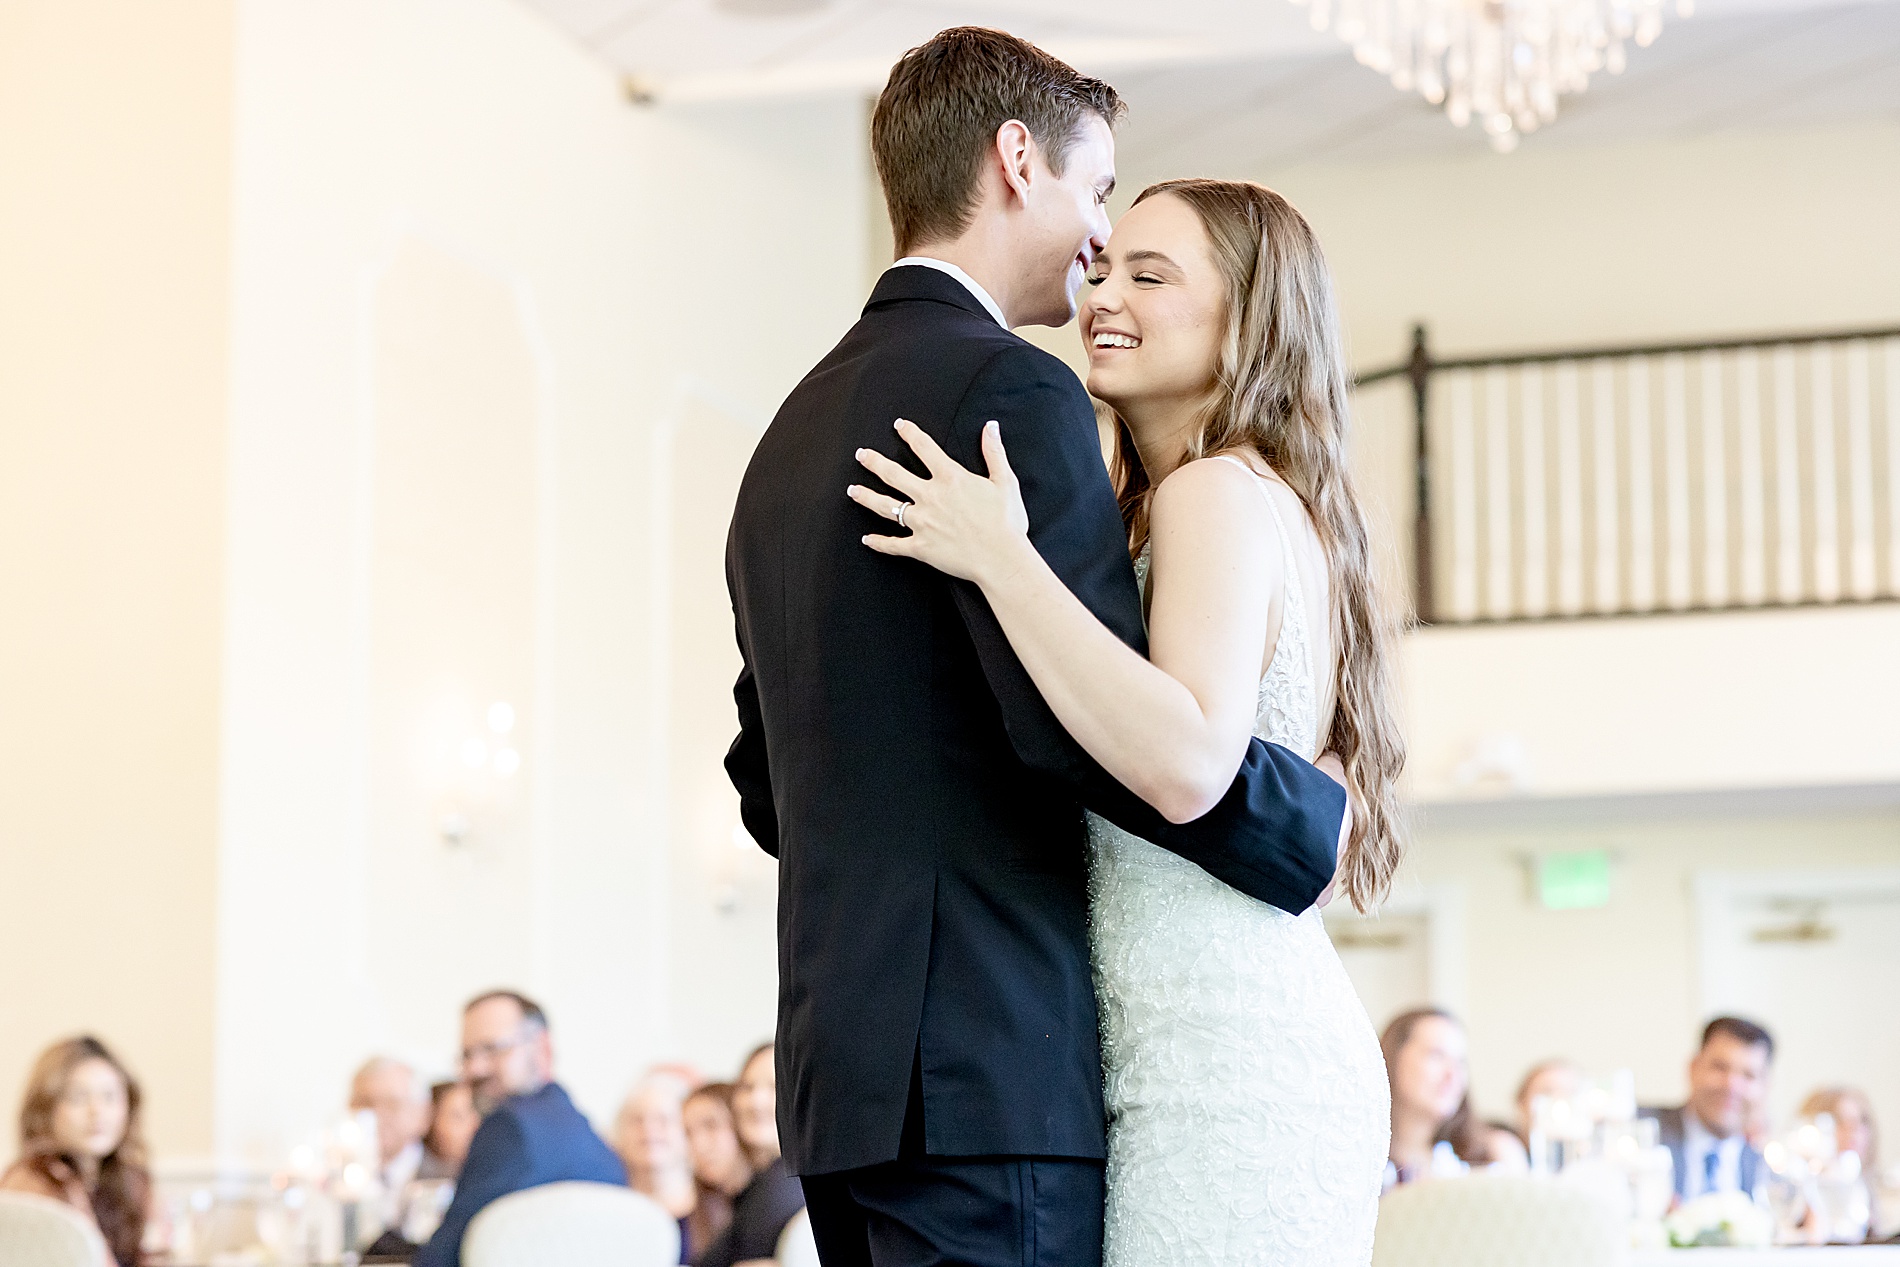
[639,94,871,1083]
[0,0,235,1159]
[1123,120,1900,372]
[1402,603,1900,802]
[215,0,868,1163]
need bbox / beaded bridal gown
[1086,458,1390,1266]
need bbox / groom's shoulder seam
[953,337,1089,409]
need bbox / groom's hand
[1313,752,1351,909]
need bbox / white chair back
[462,1181,679,1267]
[0,1192,111,1267]
[777,1206,820,1267]
[1373,1174,1629,1267]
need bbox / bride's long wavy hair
[1106,178,1406,912]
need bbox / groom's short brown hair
[872,28,1125,256]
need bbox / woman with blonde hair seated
[1801,1086,1895,1242]
[615,1070,709,1263]
[1,1036,158,1266]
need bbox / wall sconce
[1452,732,1533,796]
[438,700,521,848]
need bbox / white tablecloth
[1632,1250,1900,1266]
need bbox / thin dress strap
[1207,455,1308,619]
[1209,456,1319,754]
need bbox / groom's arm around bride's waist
[942,346,1343,916]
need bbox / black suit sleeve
[724,541,780,857]
[937,344,1344,914]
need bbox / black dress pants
[802,1152,1105,1267]
[799,1057,1106,1267]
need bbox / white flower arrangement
[1665,1191,1774,1248]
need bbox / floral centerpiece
[1665,1191,1774,1248]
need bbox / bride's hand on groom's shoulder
[847,418,1033,587]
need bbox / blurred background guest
[1511,1057,1586,1148]
[1642,1016,1773,1202]
[1801,1085,1893,1241]
[696,1043,803,1267]
[348,1056,429,1230]
[1381,1009,1525,1189]
[419,1079,479,1180]
[616,1073,701,1263]
[683,1082,749,1258]
[414,990,625,1267]
[0,1036,156,1267]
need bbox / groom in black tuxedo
[725,27,1347,1267]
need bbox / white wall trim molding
[1332,881,1470,1019]
[1421,781,1900,832]
[350,214,556,1027]
[644,374,767,1053]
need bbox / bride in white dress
[850,179,1405,1265]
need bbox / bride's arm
[851,420,1282,825]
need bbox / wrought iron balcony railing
[1353,324,1900,625]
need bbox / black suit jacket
[725,265,1346,1177]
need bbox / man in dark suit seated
[412,990,626,1267]
[1641,1016,1774,1204]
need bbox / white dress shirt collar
[1682,1111,1743,1198]
[890,256,1009,329]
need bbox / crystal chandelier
[1290,0,1692,151]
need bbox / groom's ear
[994,119,1036,207]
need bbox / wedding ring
[896,502,910,530]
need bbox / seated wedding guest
[1512,1058,1586,1147]
[350,1057,430,1229]
[414,990,625,1267]
[1,1036,158,1267]
[1380,1009,1523,1189]
[616,1075,700,1263]
[1801,1086,1889,1240]
[683,1082,750,1258]
[1641,1016,1773,1202]
[419,1080,480,1180]
[695,1044,804,1267]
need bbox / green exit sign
[1538,851,1612,910]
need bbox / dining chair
[777,1206,821,1267]
[0,1191,111,1267]
[462,1181,679,1267]
[1372,1174,1630,1267]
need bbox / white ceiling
[516,0,1900,162]
[1111,0,1900,173]
[522,0,1344,96]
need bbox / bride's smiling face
[1080,193,1227,422]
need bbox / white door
[1325,909,1433,1035]
[1696,869,1900,1143]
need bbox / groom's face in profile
[1017,114,1116,329]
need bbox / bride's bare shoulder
[1151,455,1275,533]
[1152,453,1264,502]
[1147,456,1287,587]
